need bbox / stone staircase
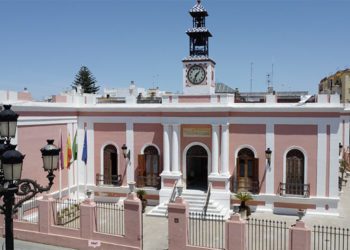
[147,190,230,218]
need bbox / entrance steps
[147,190,230,218]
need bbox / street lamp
[122,144,130,160]
[265,148,272,165]
[0,105,60,250]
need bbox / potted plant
[235,192,253,218]
[136,189,147,213]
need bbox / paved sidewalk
[0,238,75,250]
[143,206,168,250]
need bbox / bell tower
[183,0,216,95]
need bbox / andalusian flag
[72,131,78,161]
[65,133,72,169]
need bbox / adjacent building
[319,68,350,102]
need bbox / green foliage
[235,192,253,202]
[136,189,146,199]
[72,66,100,94]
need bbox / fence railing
[14,196,38,224]
[96,174,122,186]
[169,179,179,203]
[203,183,212,216]
[247,218,288,250]
[312,225,350,250]
[279,182,310,197]
[95,202,125,236]
[52,199,81,229]
[188,212,225,249]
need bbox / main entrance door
[186,145,208,191]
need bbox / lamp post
[265,148,272,166]
[0,105,60,250]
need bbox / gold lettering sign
[183,128,211,138]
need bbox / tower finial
[197,0,201,4]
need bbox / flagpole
[59,129,62,199]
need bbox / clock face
[187,65,206,85]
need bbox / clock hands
[194,71,200,83]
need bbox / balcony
[137,175,161,189]
[233,180,260,194]
[279,182,310,197]
[96,174,122,186]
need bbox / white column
[317,123,327,197]
[162,124,171,174]
[171,124,181,174]
[211,124,220,175]
[126,121,134,183]
[265,122,275,194]
[329,121,340,197]
[220,123,230,176]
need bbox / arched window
[103,145,119,185]
[236,148,259,194]
[138,145,160,188]
[286,149,305,195]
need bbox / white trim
[282,146,308,185]
[329,121,340,197]
[79,116,338,127]
[126,121,134,183]
[234,145,258,159]
[140,143,160,155]
[266,123,275,194]
[99,142,120,177]
[182,142,211,188]
[317,124,327,196]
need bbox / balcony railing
[279,182,310,197]
[137,175,161,189]
[96,174,122,186]
[234,180,260,194]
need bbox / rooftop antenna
[271,63,274,88]
[250,62,253,93]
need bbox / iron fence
[95,202,124,236]
[313,225,350,250]
[14,196,38,224]
[188,212,225,249]
[52,199,81,229]
[247,218,288,250]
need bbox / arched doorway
[103,145,119,185]
[236,148,259,193]
[137,145,160,188]
[186,145,208,191]
[286,149,305,195]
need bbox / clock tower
[183,0,216,95]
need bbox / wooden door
[237,149,258,193]
[286,153,304,195]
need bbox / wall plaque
[183,128,211,138]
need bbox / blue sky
[0,0,349,100]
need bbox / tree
[72,66,100,94]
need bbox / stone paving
[0,238,75,250]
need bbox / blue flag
[82,130,88,164]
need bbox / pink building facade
[0,90,345,216]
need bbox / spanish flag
[65,133,72,169]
